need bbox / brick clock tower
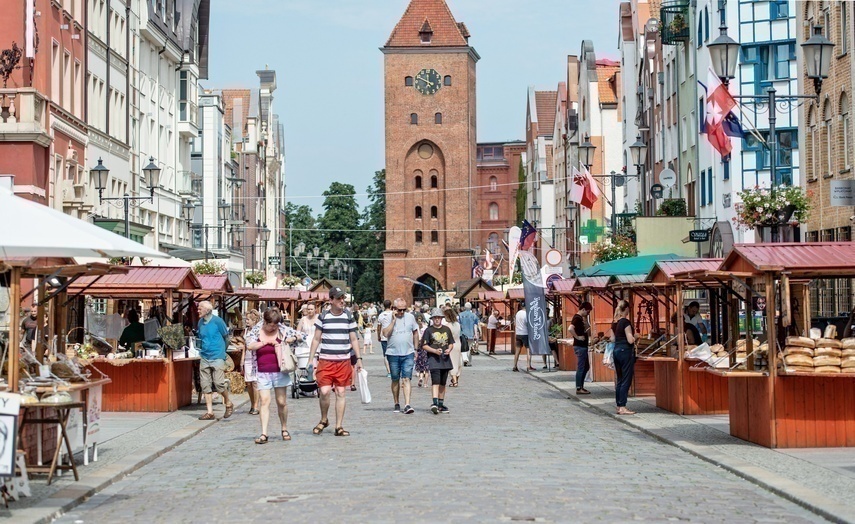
[382,0,479,304]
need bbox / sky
[207,0,622,213]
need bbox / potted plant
[656,198,687,217]
[732,185,811,231]
[245,271,266,286]
[591,235,637,264]
[280,275,301,288]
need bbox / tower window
[415,230,423,243]
[415,206,422,219]
[444,75,452,86]
[435,113,442,124]
[431,230,439,243]
[489,176,498,191]
[430,175,438,188]
[489,202,499,221]
[431,206,438,219]
[410,113,418,125]
[415,175,422,189]
[405,76,414,86]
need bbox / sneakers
[438,405,449,414]
[431,404,439,415]
[393,404,401,413]
[404,405,414,414]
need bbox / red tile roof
[238,288,301,301]
[646,259,723,283]
[478,291,506,301]
[197,275,233,294]
[385,0,469,48]
[70,267,201,294]
[575,276,611,290]
[506,288,524,300]
[722,243,855,274]
[597,65,619,105]
[535,91,558,137]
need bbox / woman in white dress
[442,308,463,387]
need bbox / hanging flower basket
[591,235,637,264]
[732,186,811,231]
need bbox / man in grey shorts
[196,300,233,420]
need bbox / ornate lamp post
[93,157,161,240]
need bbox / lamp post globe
[578,135,596,168]
[142,157,161,196]
[91,158,109,195]
[708,24,741,83]
[629,135,648,166]
[217,199,230,221]
[260,226,271,243]
[802,25,834,93]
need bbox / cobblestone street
[54,352,826,523]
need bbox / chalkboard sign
[689,230,710,242]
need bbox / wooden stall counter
[630,357,657,397]
[556,340,578,371]
[654,359,729,415]
[589,351,615,383]
[88,357,198,412]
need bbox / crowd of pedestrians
[187,286,640,444]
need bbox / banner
[522,276,551,355]
[507,226,521,283]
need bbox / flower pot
[754,224,796,243]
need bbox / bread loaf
[841,356,855,368]
[824,324,838,339]
[810,328,822,340]
[842,338,855,350]
[816,338,842,349]
[709,344,724,353]
[813,355,842,367]
[784,354,814,367]
[784,346,814,357]
[786,336,815,348]
[815,366,842,374]
[842,367,855,374]
[842,349,855,358]
[784,365,814,374]
[815,347,842,358]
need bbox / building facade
[476,140,525,277]
[524,87,556,265]
[382,0,479,303]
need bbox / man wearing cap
[421,308,455,414]
[196,300,234,420]
[307,286,362,436]
[381,298,419,414]
[458,302,478,367]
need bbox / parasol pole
[9,266,21,391]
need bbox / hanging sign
[830,180,855,207]
[689,230,710,242]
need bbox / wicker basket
[65,327,85,359]
[225,371,246,394]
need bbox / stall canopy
[239,288,301,301]
[455,278,496,300]
[721,242,855,277]
[506,287,525,300]
[575,254,685,277]
[575,276,612,290]
[197,275,234,295]
[0,187,167,260]
[550,278,576,295]
[477,291,506,301]
[68,266,202,297]
[645,259,724,284]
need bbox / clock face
[414,68,441,95]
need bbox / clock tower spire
[382,0,479,304]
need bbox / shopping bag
[603,342,615,370]
[357,368,371,404]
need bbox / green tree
[351,170,386,302]
[516,158,526,225]
[318,182,360,261]
[284,202,322,277]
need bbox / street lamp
[629,135,648,216]
[578,134,596,169]
[802,25,835,94]
[707,23,741,86]
[528,204,541,227]
[93,157,161,239]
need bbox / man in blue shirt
[458,302,479,367]
[197,300,233,420]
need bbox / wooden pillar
[765,272,778,448]
[35,280,46,361]
[744,278,754,371]
[8,267,21,392]
[675,283,685,414]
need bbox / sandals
[334,427,350,437]
[254,434,269,444]
[617,407,636,415]
[312,420,330,435]
[576,388,591,395]
[248,409,260,415]
[512,367,519,372]
[350,385,357,391]
[223,403,234,419]
[281,430,291,441]
[198,412,215,420]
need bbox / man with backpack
[307,287,362,436]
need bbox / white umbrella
[0,187,168,260]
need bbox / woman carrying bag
[611,300,636,415]
[245,308,306,444]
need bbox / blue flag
[519,220,537,250]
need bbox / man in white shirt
[381,298,420,414]
[512,302,533,372]
[377,300,393,377]
[683,301,707,343]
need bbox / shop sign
[689,230,710,242]
[830,180,855,207]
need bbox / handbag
[275,339,298,373]
[603,342,615,370]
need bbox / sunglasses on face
[396,308,406,313]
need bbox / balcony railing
[660,1,690,45]
[0,88,51,145]
[179,100,198,126]
[177,170,201,197]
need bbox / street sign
[689,229,710,242]
[830,180,855,206]
[579,235,589,245]
[659,168,677,188]
[268,256,281,266]
[544,249,562,267]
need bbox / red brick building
[382,0,479,303]
[476,141,525,277]
[0,0,87,206]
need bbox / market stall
[702,243,855,448]
[641,259,730,414]
[237,288,301,326]
[550,278,579,371]
[67,267,203,412]
[571,276,615,382]
[477,291,511,351]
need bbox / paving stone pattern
[54,354,826,523]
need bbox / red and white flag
[578,162,600,209]
[569,165,584,204]
[704,67,736,157]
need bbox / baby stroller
[291,342,318,399]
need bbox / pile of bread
[782,326,855,374]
